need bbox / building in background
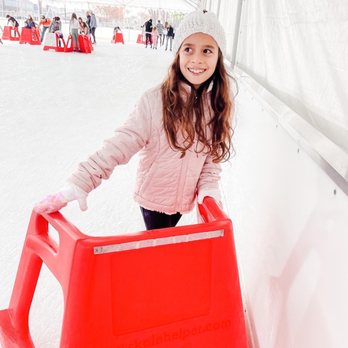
[0,0,199,28]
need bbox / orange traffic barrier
[19,28,40,45]
[112,32,124,44]
[1,26,20,41]
[0,198,248,348]
[136,33,145,44]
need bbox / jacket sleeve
[90,15,97,28]
[196,155,222,203]
[68,92,152,193]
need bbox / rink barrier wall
[230,67,348,348]
[234,66,348,196]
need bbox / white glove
[34,184,88,214]
[197,188,222,205]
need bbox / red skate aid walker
[112,32,124,44]
[0,198,248,348]
[78,34,93,53]
[136,32,145,44]
[19,27,40,45]
[43,32,67,52]
[1,26,20,41]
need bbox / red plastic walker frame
[0,197,248,347]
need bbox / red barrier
[43,32,66,52]
[1,26,11,40]
[112,32,124,44]
[19,28,40,45]
[78,34,93,53]
[136,33,145,44]
[64,34,73,52]
[0,198,248,348]
[1,26,20,41]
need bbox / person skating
[35,11,234,231]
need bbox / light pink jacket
[69,84,222,214]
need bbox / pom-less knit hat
[173,10,226,56]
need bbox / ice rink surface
[0,35,250,346]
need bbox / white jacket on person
[69,18,79,32]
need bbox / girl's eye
[203,48,213,54]
[183,47,192,53]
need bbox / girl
[39,15,51,42]
[6,15,19,28]
[49,17,63,47]
[35,10,234,230]
[49,17,61,34]
[151,26,159,49]
[24,15,36,29]
[69,13,79,51]
[78,17,89,35]
[165,24,174,51]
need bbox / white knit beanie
[173,10,226,56]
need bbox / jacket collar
[180,80,214,95]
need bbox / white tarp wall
[202,0,348,347]
[236,1,348,154]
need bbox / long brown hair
[161,49,234,163]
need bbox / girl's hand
[34,184,88,214]
[197,190,223,209]
[197,189,221,204]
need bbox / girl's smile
[187,68,207,75]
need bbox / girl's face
[179,32,219,89]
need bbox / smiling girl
[35,10,234,230]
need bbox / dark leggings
[90,27,96,43]
[145,33,152,46]
[140,207,182,230]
